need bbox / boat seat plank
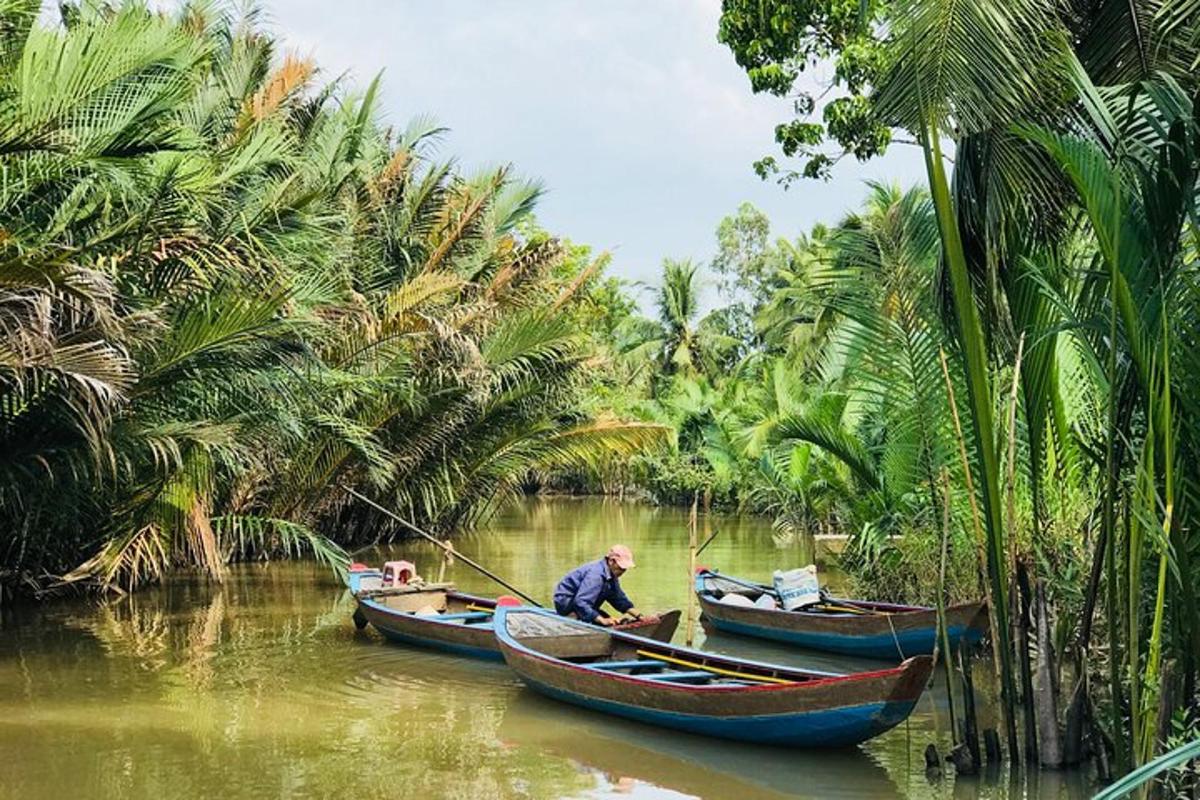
[421,612,491,621]
[641,671,715,683]
[589,659,669,671]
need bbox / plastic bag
[773,565,820,611]
[754,593,779,610]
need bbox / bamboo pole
[341,486,543,607]
[685,492,699,647]
[1102,282,1127,773]
[1003,335,1026,591]
[695,527,722,557]
[634,649,792,685]
[937,468,960,747]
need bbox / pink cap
[606,544,635,569]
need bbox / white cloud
[260,1,927,289]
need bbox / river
[0,498,1095,799]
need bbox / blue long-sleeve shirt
[553,558,633,623]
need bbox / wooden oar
[698,570,772,594]
[819,603,876,615]
[341,485,543,607]
[635,649,794,685]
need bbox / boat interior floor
[560,651,790,687]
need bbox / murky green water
[0,498,1095,799]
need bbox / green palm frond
[775,411,882,491]
[875,0,1066,136]
[0,2,680,596]
[214,515,348,578]
[535,419,670,472]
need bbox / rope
[886,613,906,660]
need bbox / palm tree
[754,227,836,363]
[654,258,704,373]
[869,0,1084,751]
[0,3,667,596]
[1019,72,1200,769]
[759,185,958,531]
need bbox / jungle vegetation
[2,0,1200,785]
[703,0,1200,779]
[0,1,665,597]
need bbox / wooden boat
[696,569,987,660]
[349,564,681,661]
[494,605,933,747]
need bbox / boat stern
[346,563,383,594]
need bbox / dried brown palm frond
[553,252,609,311]
[423,168,508,274]
[234,53,315,138]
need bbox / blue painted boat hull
[704,614,982,659]
[348,567,681,661]
[374,623,505,661]
[494,606,934,748]
[696,571,988,660]
[524,675,921,747]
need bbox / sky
[261,0,927,298]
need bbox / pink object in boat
[382,560,417,586]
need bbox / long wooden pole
[937,468,960,746]
[341,486,543,607]
[685,493,699,647]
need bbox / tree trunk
[1035,580,1064,767]
[1064,677,1089,766]
[959,641,982,771]
[1148,659,1177,800]
[1067,511,1107,764]
[1016,560,1038,762]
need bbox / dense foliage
[707,0,1200,777]
[3,0,1199,784]
[0,1,664,597]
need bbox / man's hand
[595,616,616,627]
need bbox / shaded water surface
[0,498,1095,799]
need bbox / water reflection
[498,691,899,799]
[0,498,1095,799]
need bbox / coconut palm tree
[0,2,666,596]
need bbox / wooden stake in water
[437,539,454,584]
[936,468,960,746]
[685,493,699,647]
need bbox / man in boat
[553,545,654,627]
